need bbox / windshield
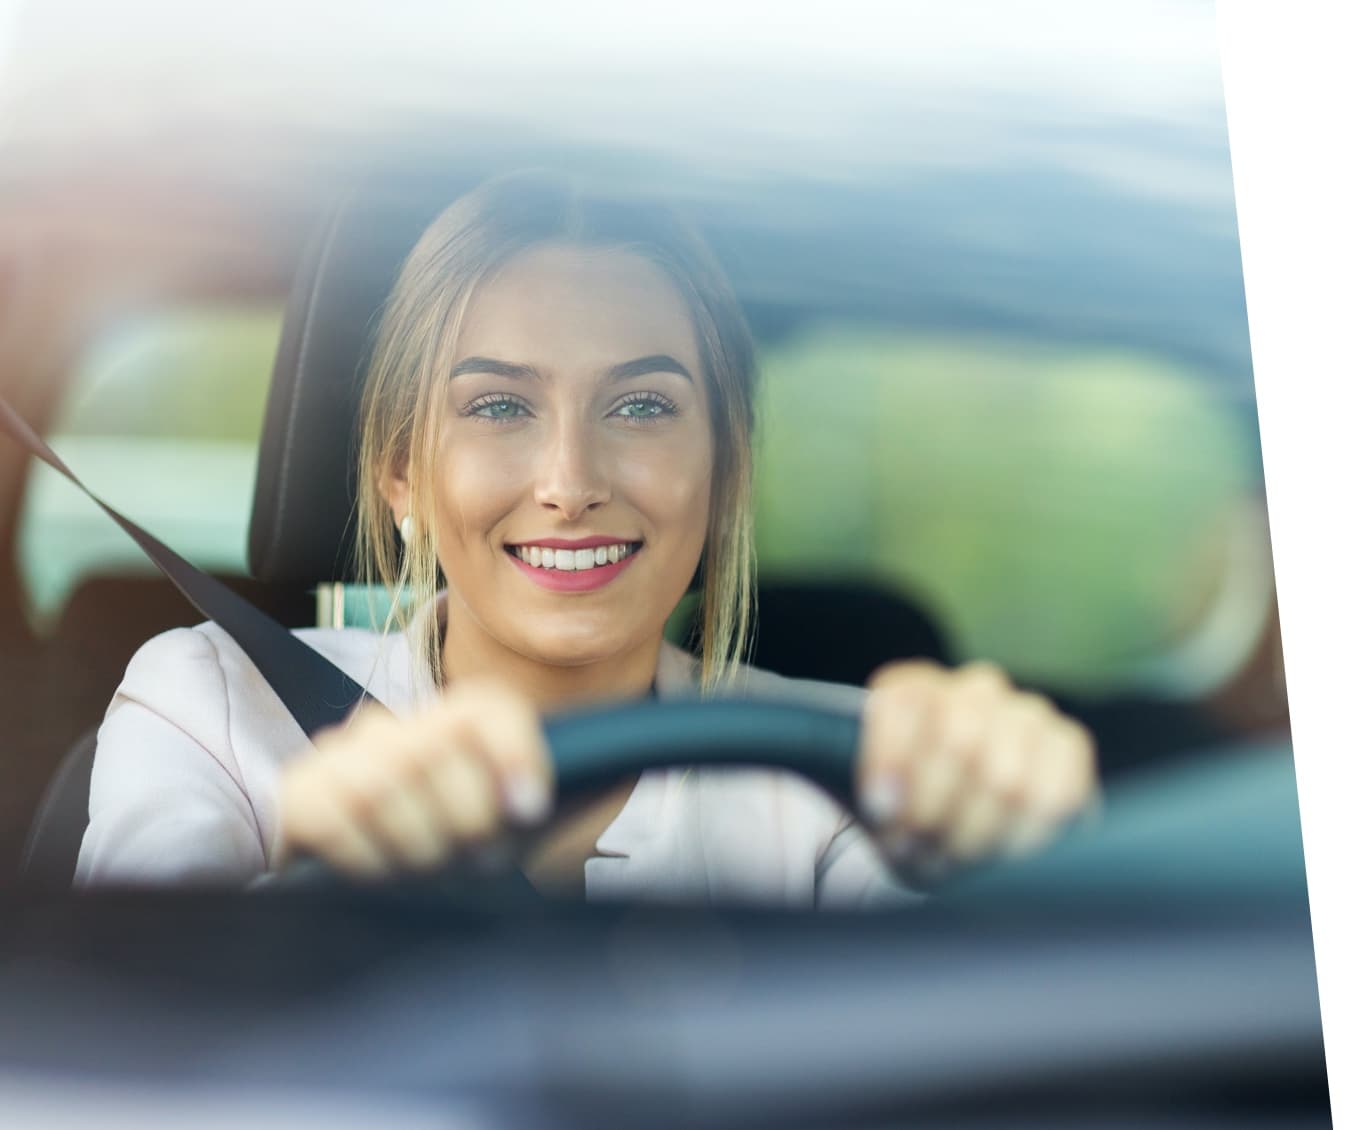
[0,2,1328,1125]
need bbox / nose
[533,415,611,520]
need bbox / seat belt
[1,396,376,737]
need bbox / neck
[437,603,661,714]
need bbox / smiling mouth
[504,542,643,572]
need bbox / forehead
[455,243,700,371]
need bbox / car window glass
[17,306,281,632]
[752,325,1261,694]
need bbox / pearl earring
[399,514,414,545]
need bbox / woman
[76,174,1097,905]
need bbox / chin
[510,619,646,669]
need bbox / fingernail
[860,774,901,826]
[505,774,550,824]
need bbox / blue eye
[466,395,530,421]
[611,394,677,421]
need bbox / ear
[378,458,412,526]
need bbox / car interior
[7,163,1286,887]
[0,5,1324,1123]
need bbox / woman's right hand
[276,678,554,879]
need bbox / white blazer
[75,598,922,909]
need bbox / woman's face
[390,242,714,673]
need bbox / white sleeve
[74,628,268,888]
[815,811,928,911]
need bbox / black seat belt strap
[1,396,375,736]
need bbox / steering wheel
[266,698,863,891]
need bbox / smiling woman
[409,247,715,686]
[75,172,1098,900]
[354,179,755,701]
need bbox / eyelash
[462,393,532,422]
[608,391,678,423]
[459,392,679,425]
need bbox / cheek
[616,431,714,542]
[432,435,524,544]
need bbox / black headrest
[249,172,479,584]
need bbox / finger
[425,741,501,845]
[905,741,969,830]
[858,662,946,824]
[948,693,1056,860]
[327,735,450,870]
[279,762,391,878]
[935,660,1016,754]
[1001,721,1098,856]
[903,664,1013,831]
[368,781,450,870]
[978,692,1057,807]
[1026,720,1098,820]
[940,787,1011,862]
[866,657,956,696]
[443,680,554,825]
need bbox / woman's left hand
[857,659,1098,880]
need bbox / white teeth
[513,542,638,570]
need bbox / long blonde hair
[354,172,757,693]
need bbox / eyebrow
[449,357,538,381]
[449,354,694,384]
[605,355,694,383]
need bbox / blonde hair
[354,173,757,693]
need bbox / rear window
[751,324,1261,694]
